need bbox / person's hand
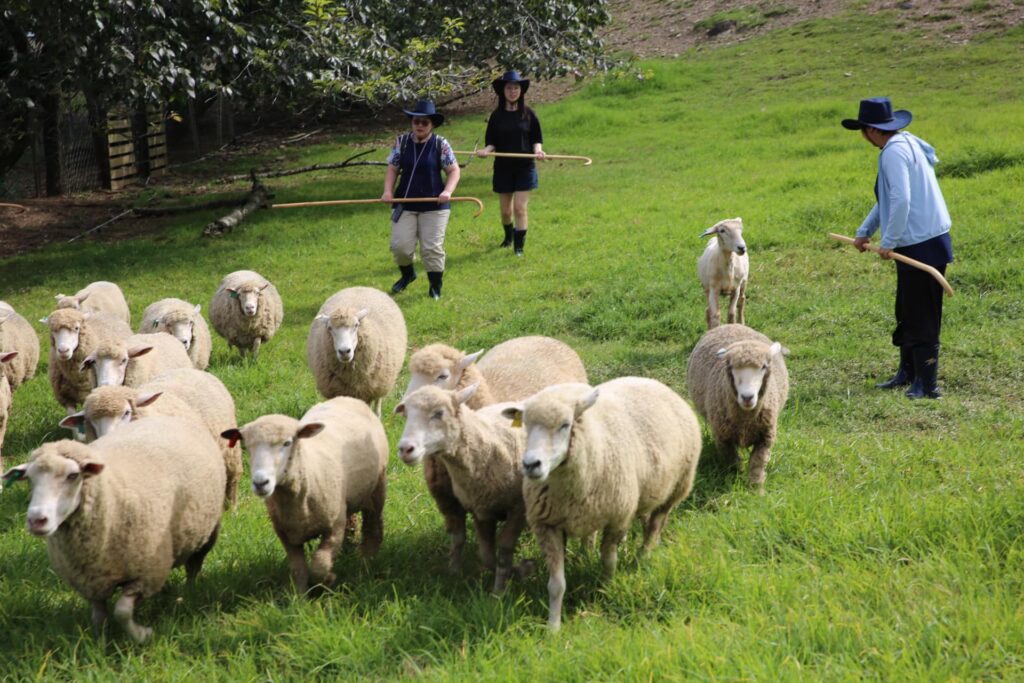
[878,247,893,260]
[853,236,870,252]
[475,149,489,158]
[381,191,394,202]
[438,191,452,203]
[535,150,546,161]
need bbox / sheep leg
[250,338,261,360]
[641,506,672,555]
[359,472,387,558]
[185,523,220,584]
[706,288,720,329]
[283,542,311,593]
[309,530,341,588]
[535,525,566,632]
[748,440,774,491]
[599,527,627,578]
[736,280,746,325]
[91,599,109,636]
[113,587,153,644]
[370,397,382,419]
[493,513,527,595]
[424,459,467,573]
[715,439,741,470]
[727,289,739,324]
[578,531,597,555]
[473,516,498,572]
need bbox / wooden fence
[106,109,167,191]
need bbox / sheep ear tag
[511,411,523,428]
[229,290,239,299]
[78,422,85,435]
[151,319,159,328]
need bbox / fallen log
[202,174,272,237]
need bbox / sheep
[0,352,15,481]
[42,308,133,414]
[82,331,192,389]
[698,217,749,329]
[395,384,528,592]
[222,396,388,593]
[54,281,131,326]
[306,286,407,417]
[501,377,701,631]
[0,301,40,390]
[209,270,284,359]
[403,336,589,570]
[59,368,243,509]
[686,323,789,489]
[1,416,225,643]
[138,298,212,370]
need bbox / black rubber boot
[906,344,941,399]
[500,223,514,248]
[876,346,914,389]
[513,229,527,256]
[427,271,444,300]
[391,265,417,294]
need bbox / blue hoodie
[856,132,952,250]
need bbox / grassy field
[2,9,1023,680]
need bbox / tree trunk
[42,91,63,196]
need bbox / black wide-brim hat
[402,99,444,126]
[842,96,912,131]
[492,70,530,96]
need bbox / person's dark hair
[495,90,531,120]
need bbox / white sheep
[81,331,192,389]
[686,323,789,489]
[209,270,284,359]
[2,416,225,643]
[42,308,133,414]
[501,377,702,631]
[138,298,212,370]
[698,217,749,329]
[60,368,243,509]
[306,286,407,417]
[403,336,588,568]
[0,301,39,391]
[395,384,528,592]
[54,281,131,326]
[222,396,388,593]
[0,352,16,482]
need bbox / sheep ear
[768,342,785,359]
[77,292,91,304]
[315,314,330,327]
[39,317,49,324]
[54,293,65,301]
[59,412,86,431]
[259,283,270,292]
[0,351,17,364]
[127,345,154,359]
[699,226,717,238]
[2,464,29,485]
[135,391,162,407]
[193,304,202,315]
[574,389,599,418]
[501,406,524,428]
[460,350,484,369]
[221,428,242,448]
[296,422,324,439]
[454,383,478,405]
[356,308,370,322]
[79,353,97,371]
[81,462,104,477]
[394,402,406,416]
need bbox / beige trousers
[390,209,450,272]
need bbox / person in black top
[477,70,544,256]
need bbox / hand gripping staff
[828,232,953,296]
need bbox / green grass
[3,9,1024,680]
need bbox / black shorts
[493,165,538,194]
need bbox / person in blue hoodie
[843,97,952,399]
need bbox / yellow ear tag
[511,412,522,428]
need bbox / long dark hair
[495,91,530,120]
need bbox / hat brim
[492,79,530,96]
[403,111,444,126]
[842,109,912,131]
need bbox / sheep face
[319,307,369,363]
[164,309,198,350]
[3,451,104,537]
[237,421,325,497]
[394,385,476,465]
[505,387,599,482]
[44,310,87,360]
[228,284,268,317]
[716,341,783,411]
[404,349,483,399]
[83,343,153,387]
[700,217,746,256]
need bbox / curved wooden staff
[0,203,28,212]
[828,233,953,297]
[452,151,593,166]
[271,196,484,218]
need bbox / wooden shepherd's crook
[271,196,485,218]
[452,150,593,166]
[828,232,954,297]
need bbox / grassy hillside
[1,9,1023,680]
